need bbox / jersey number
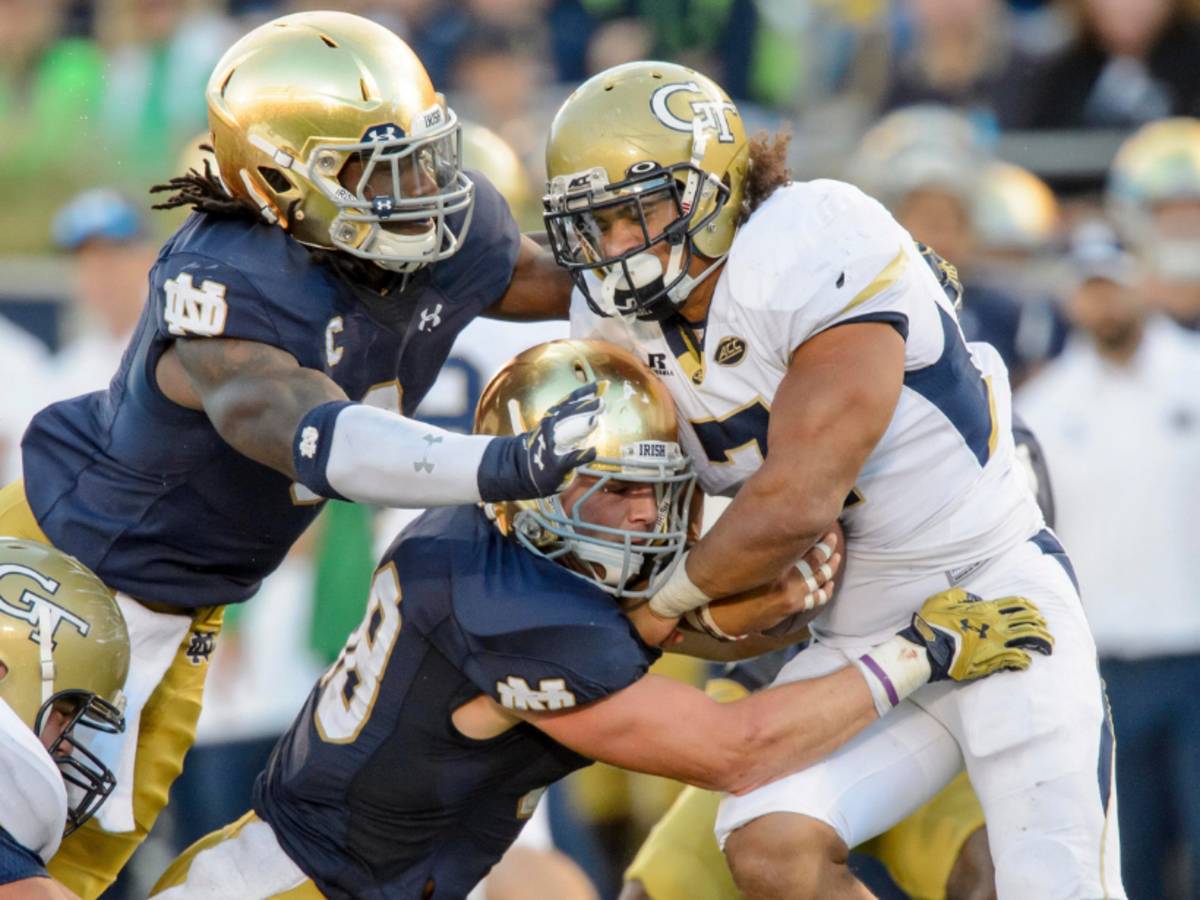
[315,563,403,744]
[691,397,771,466]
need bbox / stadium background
[1,0,1199,897]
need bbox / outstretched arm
[159,336,599,506]
[527,669,877,796]
[524,590,1052,795]
[483,235,575,321]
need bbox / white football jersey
[0,696,67,861]
[570,179,1044,643]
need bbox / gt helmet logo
[649,82,739,143]
[0,564,90,649]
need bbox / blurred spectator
[1018,220,1200,900]
[0,313,49,483]
[849,106,1065,381]
[1020,0,1200,128]
[881,0,1033,129]
[449,24,553,178]
[1108,116,1200,328]
[48,188,155,398]
[93,0,235,184]
[578,0,782,106]
[0,0,107,252]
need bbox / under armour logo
[364,123,403,143]
[372,196,396,219]
[418,304,443,332]
[298,426,319,459]
[185,630,215,666]
[414,433,443,473]
[960,619,990,639]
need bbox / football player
[0,12,599,897]
[544,62,1121,898]
[0,540,129,900]
[147,340,1051,899]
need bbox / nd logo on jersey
[497,676,576,711]
[650,82,739,143]
[163,273,229,337]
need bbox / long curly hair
[739,129,792,225]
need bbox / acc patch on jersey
[715,335,747,367]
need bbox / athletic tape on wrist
[853,634,933,718]
[648,552,712,619]
[292,400,354,501]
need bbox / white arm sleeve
[324,404,493,507]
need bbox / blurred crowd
[2,0,1200,898]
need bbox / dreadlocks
[148,145,259,220]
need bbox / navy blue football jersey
[21,173,519,608]
[0,824,47,886]
[254,504,657,900]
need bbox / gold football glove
[902,588,1054,682]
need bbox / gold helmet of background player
[460,121,540,230]
[1107,117,1200,281]
[972,161,1062,254]
[206,11,474,273]
[543,61,749,321]
[0,539,129,834]
[475,340,696,598]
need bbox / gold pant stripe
[151,811,325,898]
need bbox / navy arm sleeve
[0,825,47,886]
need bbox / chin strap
[38,602,55,706]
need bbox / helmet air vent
[319,34,339,49]
[219,68,235,98]
[360,78,372,102]
[258,167,292,192]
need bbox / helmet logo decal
[0,564,90,649]
[627,160,661,176]
[649,82,738,143]
[362,123,406,142]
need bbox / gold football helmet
[972,161,1062,253]
[476,340,696,598]
[0,539,129,834]
[543,61,749,321]
[461,121,539,230]
[848,105,987,212]
[206,11,473,272]
[1107,117,1200,280]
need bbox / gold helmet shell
[0,538,129,833]
[460,121,538,229]
[1108,117,1200,213]
[543,62,749,319]
[206,11,473,271]
[475,340,695,597]
[972,162,1062,253]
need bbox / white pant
[717,533,1125,900]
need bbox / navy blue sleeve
[0,825,47,886]
[430,171,521,310]
[461,618,653,712]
